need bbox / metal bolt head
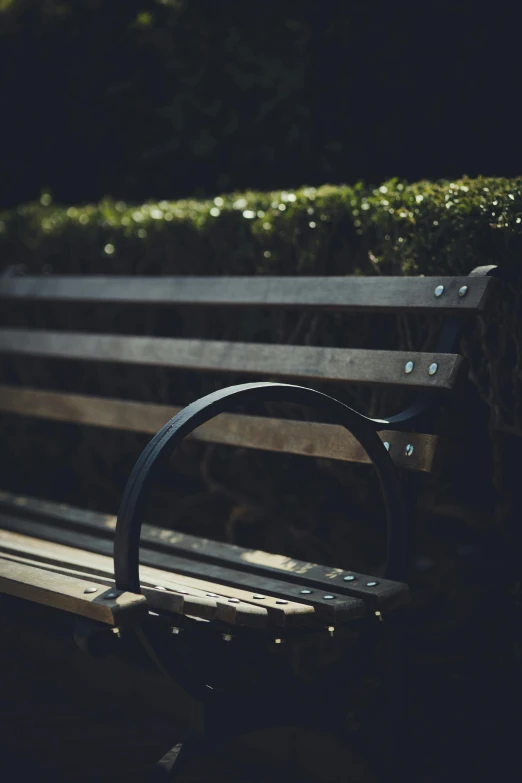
[405,443,414,457]
[228,598,240,604]
[343,575,356,582]
[434,284,445,297]
[84,587,97,594]
[104,592,119,599]
[458,285,469,297]
[300,589,312,595]
[206,592,219,597]
[276,600,288,605]
[383,441,390,451]
[323,595,336,600]
[154,585,167,591]
[404,360,414,374]
[252,595,266,599]
[428,362,438,376]
[366,581,379,587]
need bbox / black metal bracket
[381,264,500,433]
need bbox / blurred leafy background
[1,0,521,208]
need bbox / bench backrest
[0,270,496,474]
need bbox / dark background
[1,0,521,209]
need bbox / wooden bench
[0,266,500,779]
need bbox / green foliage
[3,175,522,277]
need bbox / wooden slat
[0,386,438,471]
[0,551,218,622]
[0,528,311,628]
[0,556,146,626]
[0,330,463,389]
[0,275,494,313]
[0,493,408,612]
[0,513,364,623]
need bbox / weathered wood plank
[0,329,463,389]
[0,386,438,471]
[0,275,494,313]
[0,551,217,622]
[0,556,146,625]
[0,526,315,628]
[0,514,364,622]
[0,492,408,612]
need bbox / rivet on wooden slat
[366,581,379,587]
[404,361,414,374]
[323,595,336,600]
[84,587,97,594]
[434,285,445,297]
[428,362,438,375]
[343,575,356,582]
[405,444,414,456]
[300,589,313,594]
[459,285,469,297]
[383,441,390,451]
[252,595,266,599]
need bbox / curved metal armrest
[114,382,407,594]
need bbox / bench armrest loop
[114,382,407,593]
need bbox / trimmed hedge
[2,176,522,278]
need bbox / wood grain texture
[0,386,438,471]
[0,556,146,625]
[0,514,365,623]
[0,274,494,312]
[0,492,407,612]
[0,525,315,628]
[0,329,463,389]
[0,492,408,611]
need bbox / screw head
[405,443,414,456]
[434,284,445,297]
[343,575,356,582]
[458,285,469,297]
[228,598,240,604]
[428,362,438,376]
[206,592,219,597]
[323,595,336,600]
[300,589,313,594]
[276,600,288,605]
[383,441,390,451]
[252,595,266,599]
[84,587,97,594]
[366,581,379,587]
[404,360,414,374]
[154,585,166,591]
